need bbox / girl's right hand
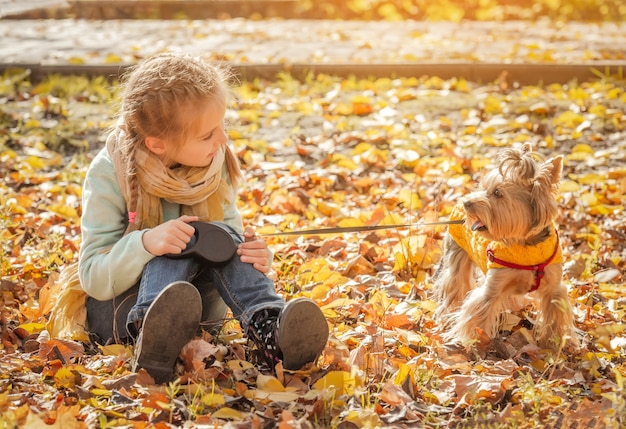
[141,215,199,256]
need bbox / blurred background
[2,0,626,21]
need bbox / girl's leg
[198,223,328,372]
[126,255,200,325]
[132,280,202,384]
[196,281,229,333]
[195,224,284,331]
[85,285,138,344]
[128,256,204,383]
[86,256,202,343]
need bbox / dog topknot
[497,143,540,187]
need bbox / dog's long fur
[433,144,578,349]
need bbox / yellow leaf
[55,367,80,389]
[47,203,79,219]
[68,57,86,64]
[559,180,580,192]
[98,343,129,357]
[393,363,412,385]
[256,374,286,392]
[337,217,366,228]
[313,370,356,396]
[352,142,373,155]
[211,407,243,420]
[331,153,357,170]
[17,322,45,335]
[322,308,338,318]
[321,298,360,310]
[105,53,123,64]
[572,143,594,153]
[483,96,502,115]
[398,188,422,211]
[589,323,625,353]
[554,111,584,128]
[310,284,331,301]
[581,352,604,378]
[90,388,112,397]
[575,173,606,185]
[316,200,340,217]
[334,103,353,115]
[25,156,46,169]
[202,393,225,407]
[343,409,382,429]
[297,258,348,288]
[228,129,242,139]
[419,299,437,313]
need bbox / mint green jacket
[78,147,243,301]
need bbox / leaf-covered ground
[1,69,625,428]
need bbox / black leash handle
[166,222,237,264]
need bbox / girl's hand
[142,215,198,256]
[237,227,272,273]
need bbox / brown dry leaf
[453,373,511,405]
[38,338,84,363]
[180,339,223,372]
[380,380,413,406]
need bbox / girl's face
[162,99,228,168]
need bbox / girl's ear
[144,136,167,155]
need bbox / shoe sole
[278,298,329,370]
[132,281,202,383]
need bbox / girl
[78,53,328,383]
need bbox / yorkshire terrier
[433,143,578,349]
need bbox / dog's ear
[542,155,563,186]
[533,155,562,195]
[529,155,562,233]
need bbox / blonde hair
[113,53,242,218]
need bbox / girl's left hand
[237,227,272,273]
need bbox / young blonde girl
[79,53,328,383]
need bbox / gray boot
[131,281,202,384]
[248,298,329,371]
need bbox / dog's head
[462,143,562,244]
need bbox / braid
[224,145,243,189]
[126,146,140,232]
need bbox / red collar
[486,231,560,292]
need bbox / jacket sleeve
[78,149,154,301]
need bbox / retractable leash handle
[166,222,237,265]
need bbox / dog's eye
[493,188,503,198]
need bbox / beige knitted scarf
[106,127,235,231]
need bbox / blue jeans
[86,223,284,343]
